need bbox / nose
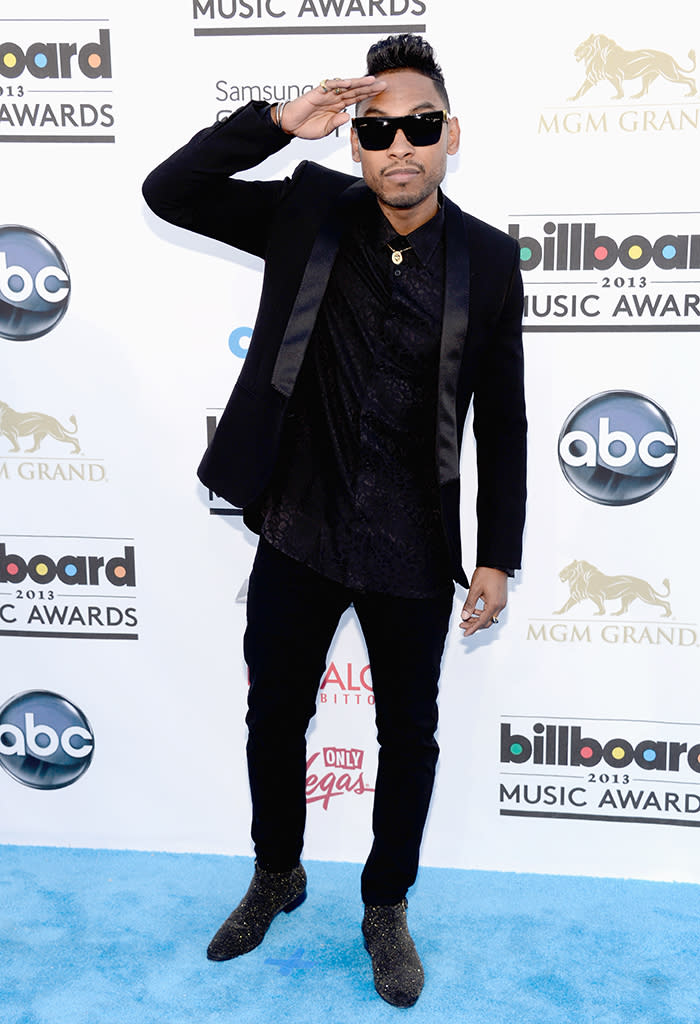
[386,127,414,158]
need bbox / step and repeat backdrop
[2,0,699,884]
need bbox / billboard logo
[0,542,134,587]
[501,721,700,773]
[499,716,700,828]
[0,30,111,80]
[511,222,700,273]
[0,226,70,341]
[508,213,700,333]
[0,691,94,789]
[558,391,677,505]
[0,23,115,142]
[0,536,138,640]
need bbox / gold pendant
[391,250,403,265]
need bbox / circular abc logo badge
[0,225,70,341]
[558,391,677,506]
[0,691,94,789]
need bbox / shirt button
[394,269,401,277]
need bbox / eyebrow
[358,101,441,117]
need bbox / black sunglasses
[351,110,448,151]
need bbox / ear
[446,116,460,156]
[350,126,362,164]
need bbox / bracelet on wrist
[275,100,288,133]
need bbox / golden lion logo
[554,560,671,617]
[569,34,696,101]
[0,400,81,454]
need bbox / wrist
[272,101,293,135]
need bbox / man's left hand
[459,567,507,638]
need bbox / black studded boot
[362,898,424,1007]
[207,862,307,961]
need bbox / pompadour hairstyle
[365,34,450,110]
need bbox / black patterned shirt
[260,194,453,597]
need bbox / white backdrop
[2,0,699,885]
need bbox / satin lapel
[437,198,470,485]
[271,179,369,398]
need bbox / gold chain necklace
[386,241,411,265]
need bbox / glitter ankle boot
[206,862,307,961]
[362,898,424,1007]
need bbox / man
[143,34,526,1008]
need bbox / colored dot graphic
[65,564,78,577]
[580,746,594,759]
[627,245,643,261]
[611,746,626,760]
[519,247,532,262]
[594,247,608,261]
[113,566,126,579]
[510,743,524,756]
[662,244,677,259]
[6,562,19,576]
[35,563,49,577]
[0,48,101,70]
[643,749,657,763]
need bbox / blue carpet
[1,845,698,1023]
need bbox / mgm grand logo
[554,560,671,617]
[0,399,104,483]
[570,34,696,102]
[538,34,699,135]
[527,560,698,648]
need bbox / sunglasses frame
[351,110,449,151]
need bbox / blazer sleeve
[141,101,297,259]
[472,243,527,570]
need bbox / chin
[380,187,430,210]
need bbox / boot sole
[283,889,307,913]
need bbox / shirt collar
[375,197,445,267]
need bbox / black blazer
[142,101,527,587]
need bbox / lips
[382,165,422,183]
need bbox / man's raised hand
[276,76,386,139]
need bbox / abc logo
[0,691,94,789]
[228,326,252,358]
[558,391,677,506]
[0,225,70,341]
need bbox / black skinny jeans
[243,538,454,905]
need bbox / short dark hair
[365,34,450,110]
